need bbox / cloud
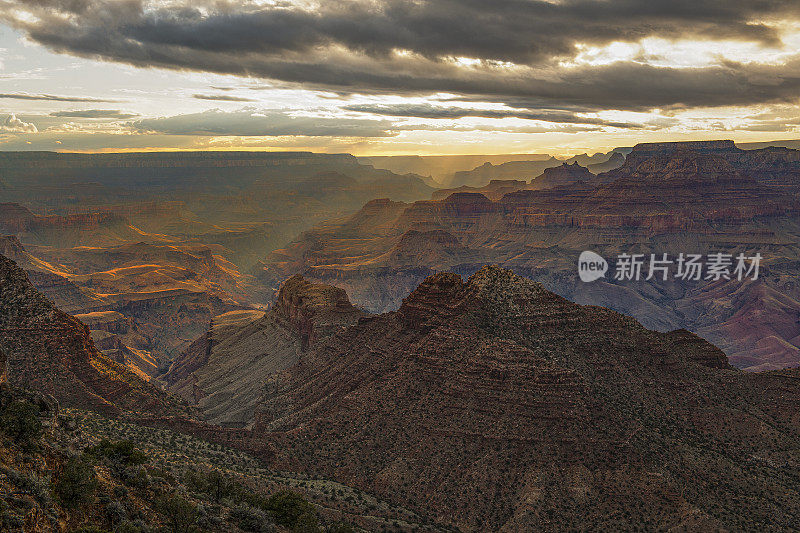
[0,114,38,133]
[394,123,601,134]
[50,109,138,119]
[3,1,800,112]
[343,103,641,128]
[131,109,393,137]
[193,94,257,102]
[0,92,115,102]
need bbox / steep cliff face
[0,235,105,313]
[0,254,180,416]
[503,151,797,230]
[0,203,147,248]
[273,275,364,349]
[252,267,800,531]
[1,237,256,377]
[397,192,499,230]
[163,277,363,427]
[0,203,35,233]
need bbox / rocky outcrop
[163,278,364,427]
[0,254,180,416]
[431,179,528,201]
[504,150,798,231]
[273,275,363,349]
[586,151,625,173]
[449,158,562,187]
[251,266,800,531]
[528,161,594,190]
[0,234,26,257]
[74,311,131,334]
[0,203,35,233]
[0,203,142,248]
[0,235,108,314]
[601,139,800,189]
[2,238,257,376]
[398,192,499,229]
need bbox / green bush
[122,465,151,489]
[265,490,316,528]
[55,457,98,509]
[184,469,239,503]
[157,494,198,533]
[0,400,42,447]
[86,439,148,467]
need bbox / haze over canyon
[3,1,800,531]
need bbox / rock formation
[163,276,363,426]
[431,179,528,201]
[449,157,562,187]
[249,266,800,531]
[601,139,800,189]
[528,161,595,190]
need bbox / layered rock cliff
[528,161,595,190]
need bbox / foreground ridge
[227,266,800,531]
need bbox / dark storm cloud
[3,0,800,110]
[0,92,116,102]
[50,109,138,119]
[193,94,257,102]
[131,109,393,137]
[342,103,641,128]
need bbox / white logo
[578,250,608,282]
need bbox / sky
[1,0,800,156]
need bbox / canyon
[162,266,800,531]
[257,141,800,371]
[162,275,363,427]
[3,247,800,530]
[0,151,439,376]
[0,253,180,416]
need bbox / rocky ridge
[244,267,800,531]
[0,254,180,416]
